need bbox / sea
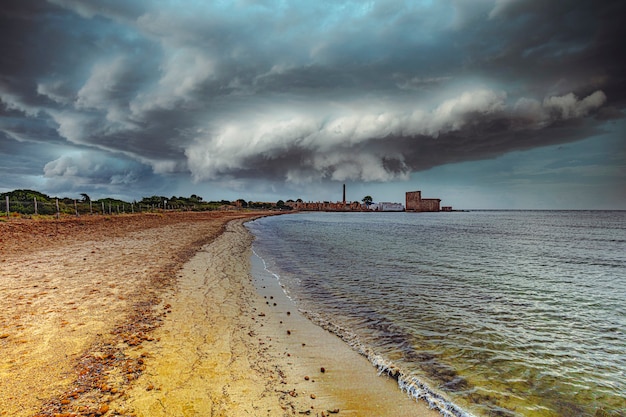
[245,211,626,417]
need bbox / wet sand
[0,212,440,417]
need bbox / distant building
[287,200,367,211]
[370,202,404,211]
[285,187,446,213]
[405,191,441,212]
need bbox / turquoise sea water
[246,211,625,417]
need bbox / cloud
[0,0,623,201]
[488,0,523,20]
[185,89,607,183]
[543,91,607,120]
[37,80,75,105]
[43,152,145,185]
[0,85,40,117]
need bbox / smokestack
[343,184,346,205]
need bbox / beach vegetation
[1,188,289,217]
[1,189,53,202]
[1,189,57,215]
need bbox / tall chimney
[343,184,346,205]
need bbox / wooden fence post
[34,197,38,215]
[5,196,9,218]
[74,199,79,217]
[89,200,93,215]
[55,198,60,219]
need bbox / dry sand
[0,212,440,417]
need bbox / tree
[140,195,166,205]
[80,193,91,202]
[1,189,52,202]
[276,200,285,208]
[362,195,373,206]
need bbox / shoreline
[248,233,443,417]
[108,217,441,416]
[0,212,441,417]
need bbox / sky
[1,0,624,209]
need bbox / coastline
[110,217,440,416]
[247,228,443,417]
[0,212,441,417]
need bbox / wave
[251,242,476,417]
[247,212,626,417]
[300,309,477,417]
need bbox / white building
[370,202,404,211]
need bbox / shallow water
[246,211,626,417]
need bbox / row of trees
[0,189,295,217]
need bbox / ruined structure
[287,200,367,211]
[405,191,441,212]
[286,183,369,211]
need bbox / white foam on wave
[250,238,476,417]
[251,247,296,302]
[301,309,477,417]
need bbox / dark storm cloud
[0,0,623,193]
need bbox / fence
[1,197,195,219]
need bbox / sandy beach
[0,212,440,417]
